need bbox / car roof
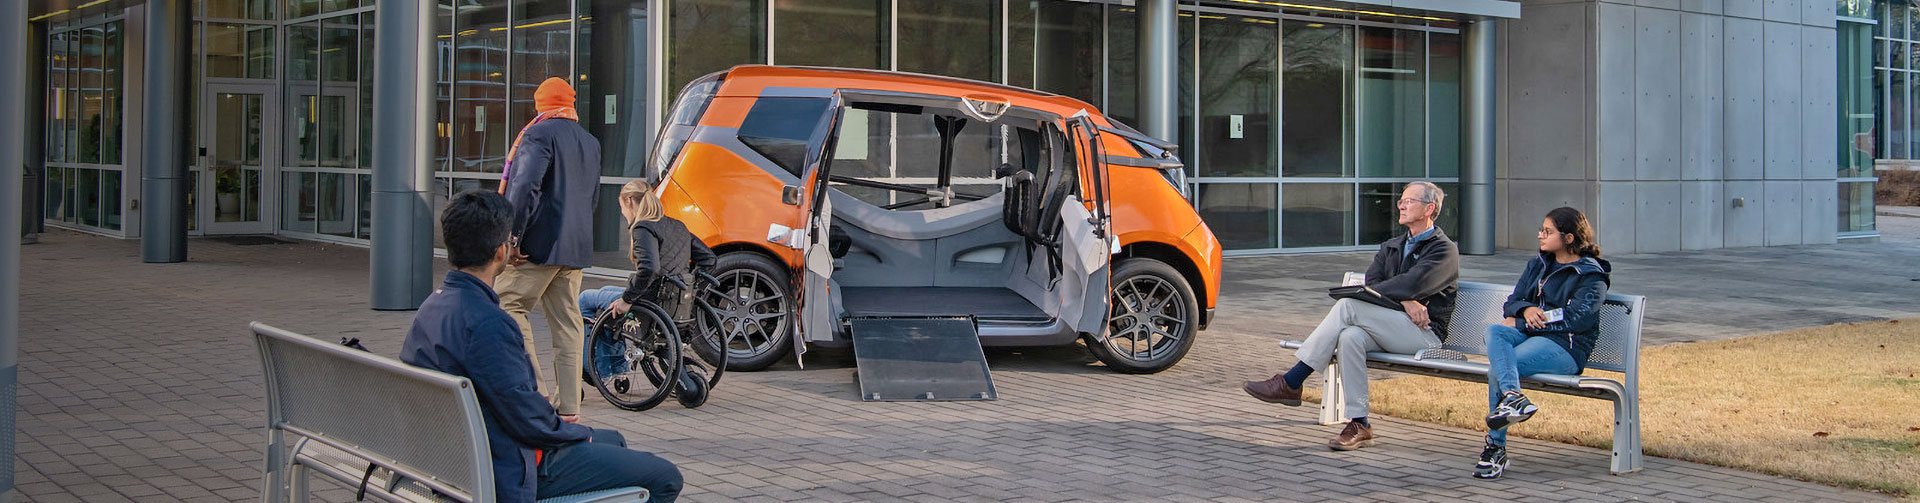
[715,65,1104,120]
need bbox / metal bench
[253,322,650,502]
[1278,281,1646,474]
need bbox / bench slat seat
[254,322,651,503]
[1274,281,1645,474]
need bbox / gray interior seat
[827,190,1005,241]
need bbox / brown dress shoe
[1242,374,1304,406]
[1328,421,1375,451]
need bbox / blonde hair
[620,180,664,224]
[621,180,665,265]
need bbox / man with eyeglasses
[1242,181,1460,451]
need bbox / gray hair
[1407,181,1445,216]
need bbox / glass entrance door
[200,84,278,234]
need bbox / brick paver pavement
[13,230,1896,502]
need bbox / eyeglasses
[1398,198,1431,206]
[1537,227,1561,236]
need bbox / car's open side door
[790,92,847,368]
[1064,114,1114,337]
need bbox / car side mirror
[782,185,804,206]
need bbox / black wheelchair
[581,271,729,411]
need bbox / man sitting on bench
[402,189,683,503]
[1241,181,1459,451]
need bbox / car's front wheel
[1088,258,1199,374]
[703,251,794,371]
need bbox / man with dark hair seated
[401,189,683,503]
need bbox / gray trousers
[1293,298,1441,419]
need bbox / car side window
[738,97,833,177]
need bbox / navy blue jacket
[505,118,601,269]
[1501,253,1613,371]
[401,270,593,503]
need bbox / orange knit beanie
[534,77,575,112]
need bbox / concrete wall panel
[1763,22,1803,180]
[1802,26,1838,180]
[1802,0,1835,28]
[1724,180,1766,247]
[1636,181,1684,251]
[1598,181,1639,252]
[1762,0,1798,23]
[1682,13,1726,181]
[1724,0,1763,19]
[1723,18,1766,180]
[1764,180,1803,245]
[1682,0,1725,15]
[1509,3,1596,181]
[1681,181,1726,249]
[1599,2,1640,181]
[1639,0,1681,11]
[1506,179,1592,248]
[1637,9,1684,181]
[1802,180,1838,244]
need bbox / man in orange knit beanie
[498,77,598,423]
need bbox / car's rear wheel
[704,251,794,371]
[1089,258,1198,374]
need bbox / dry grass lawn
[1316,319,1920,498]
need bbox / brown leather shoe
[1242,374,1303,406]
[1328,421,1375,451]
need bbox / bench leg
[1319,362,1347,425]
[1610,396,1644,474]
[290,463,310,503]
[262,430,287,503]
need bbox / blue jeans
[537,429,683,502]
[579,287,630,378]
[1484,324,1579,446]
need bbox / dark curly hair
[442,190,514,269]
[1545,206,1601,258]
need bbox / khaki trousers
[1292,298,1441,419]
[497,263,586,415]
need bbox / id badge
[1543,308,1565,323]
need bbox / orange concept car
[651,66,1221,374]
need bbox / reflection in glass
[45,168,68,223]
[286,22,320,166]
[206,23,275,79]
[206,0,275,20]
[584,0,651,178]
[1429,33,1461,178]
[897,0,998,82]
[1357,182,1401,245]
[320,173,353,237]
[361,12,376,169]
[1198,183,1278,250]
[1009,0,1103,106]
[1282,21,1351,177]
[775,0,884,69]
[1840,182,1876,232]
[283,172,318,233]
[669,0,765,102]
[358,174,373,238]
[104,170,122,230]
[1282,183,1355,248]
[1107,6,1138,126]
[1358,27,1425,178]
[79,26,102,164]
[46,31,66,163]
[1197,15,1277,178]
[78,168,100,227]
[65,32,79,163]
[103,21,124,164]
[1841,23,1874,177]
[456,1,509,173]
[512,0,574,129]
[321,15,358,168]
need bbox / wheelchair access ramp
[849,316,997,402]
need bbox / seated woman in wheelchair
[579,180,718,322]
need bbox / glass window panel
[358,174,373,238]
[1009,0,1103,106]
[1196,14,1278,178]
[1357,182,1400,245]
[204,23,275,79]
[1282,21,1353,177]
[78,168,100,227]
[1429,32,1462,178]
[1840,181,1876,232]
[437,2,453,172]
[317,95,350,167]
[361,12,376,169]
[320,173,353,237]
[1198,183,1278,250]
[1876,66,1889,157]
[45,167,68,223]
[897,0,998,82]
[206,0,274,20]
[287,22,321,167]
[289,0,322,19]
[582,0,650,178]
[593,184,629,268]
[283,171,318,233]
[187,171,198,231]
[79,26,103,164]
[1179,12,1194,177]
[774,0,885,69]
[668,0,765,101]
[511,0,574,130]
[322,15,357,83]
[828,106,897,181]
[1895,6,1908,40]
[1909,68,1920,159]
[1358,27,1425,178]
[1107,5,1138,126]
[103,170,122,230]
[1282,183,1355,248]
[455,1,509,173]
[1436,181,1460,237]
[103,21,123,165]
[65,32,79,164]
[46,32,66,163]
[738,97,832,176]
[1841,23,1875,178]
[321,15,358,168]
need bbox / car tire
[1088,258,1199,374]
[706,251,795,371]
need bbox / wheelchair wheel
[586,306,683,412]
[683,295,729,389]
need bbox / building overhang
[1199,0,1521,22]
